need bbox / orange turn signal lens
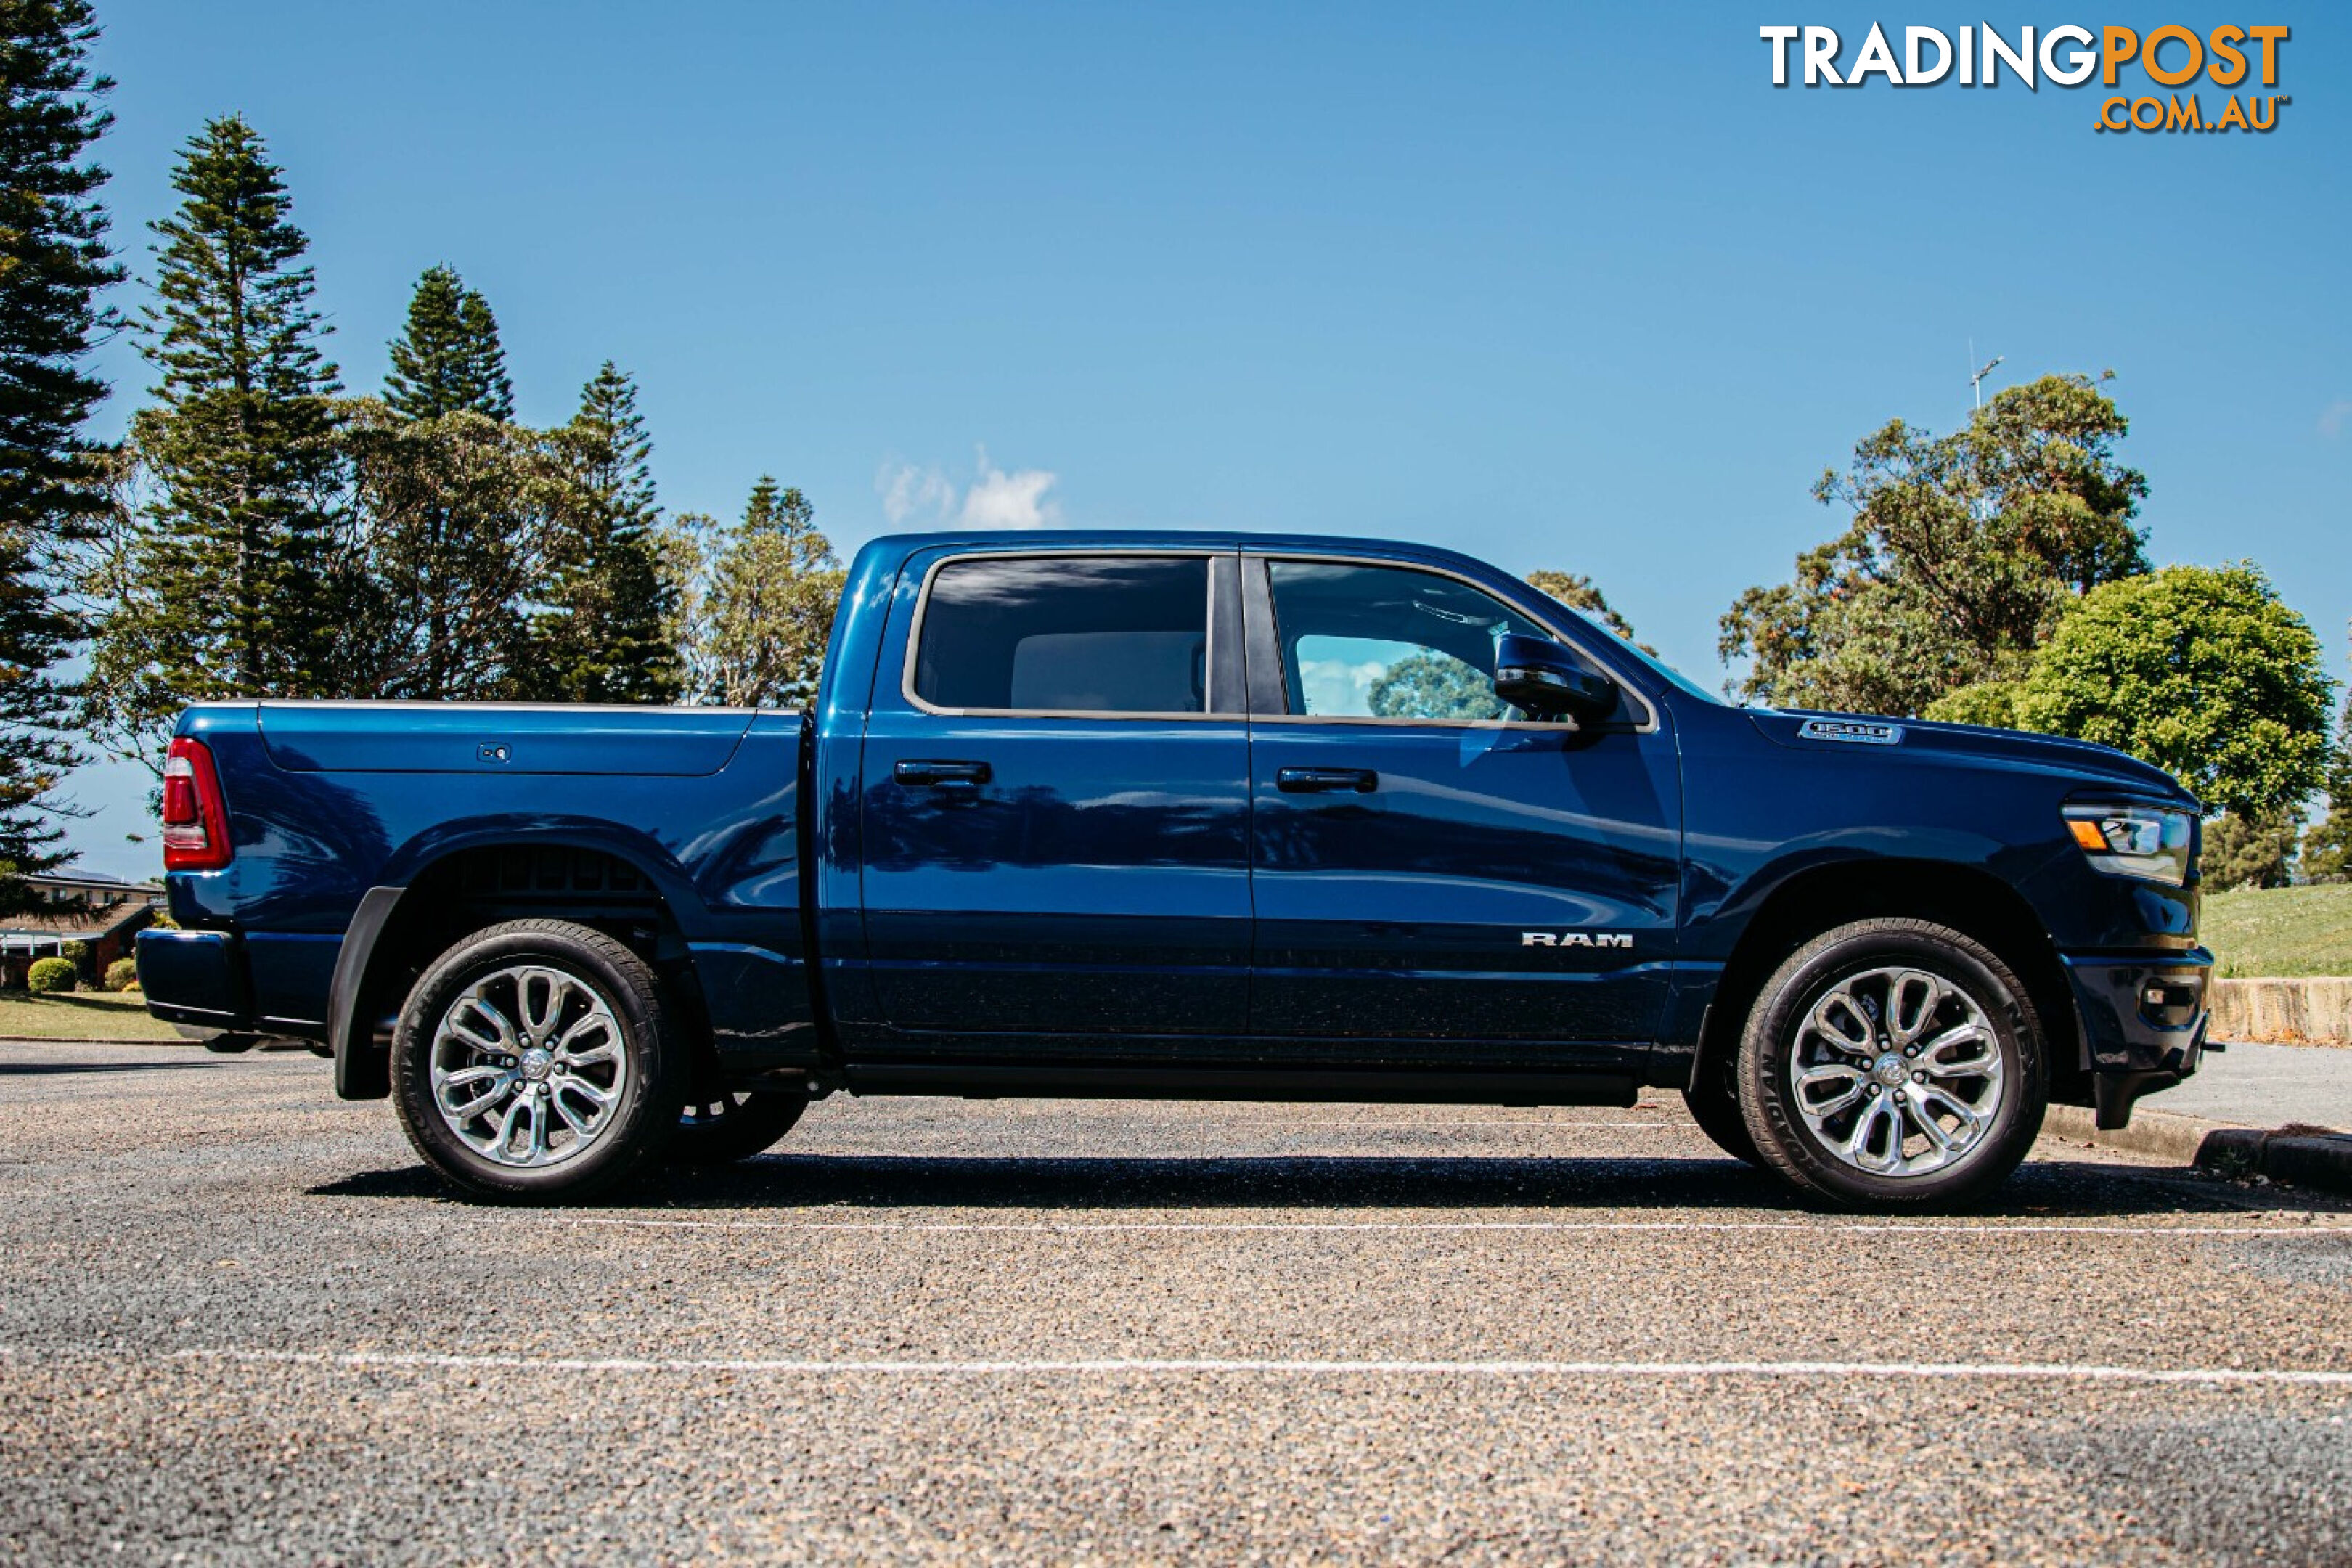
[2068,818,2110,852]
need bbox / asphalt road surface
[2161,1040,2352,1131]
[3,1040,2348,1564]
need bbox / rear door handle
[1275,766,1379,794]
[894,759,992,801]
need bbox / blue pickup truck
[137,531,2212,1210]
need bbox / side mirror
[1493,633,1617,723]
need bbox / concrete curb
[2042,1103,2227,1164]
[2043,1103,2352,1195]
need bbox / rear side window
[911,555,1211,714]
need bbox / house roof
[25,872,164,894]
[0,894,158,942]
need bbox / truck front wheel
[1738,918,2046,1212]
[391,920,685,1203]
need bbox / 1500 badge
[1797,718,1903,746]
[1522,931,1633,949]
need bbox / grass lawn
[2202,883,2352,979]
[0,989,181,1041]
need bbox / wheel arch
[331,840,713,1101]
[1692,857,2083,1108]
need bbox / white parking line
[805,1122,1684,1132]
[541,1215,2352,1238]
[1219,1122,1682,1130]
[64,1347,2352,1387]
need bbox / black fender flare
[328,884,407,1100]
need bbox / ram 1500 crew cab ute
[137,531,2213,1209]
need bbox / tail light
[161,736,233,871]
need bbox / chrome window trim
[1249,552,1659,735]
[899,548,1233,722]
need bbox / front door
[859,549,1254,1048]
[1244,555,1681,1061]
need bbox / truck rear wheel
[1737,918,2046,1212]
[669,1091,806,1166]
[391,919,685,1204]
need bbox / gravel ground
[2,1040,2348,1564]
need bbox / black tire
[392,919,686,1204]
[668,1090,807,1167]
[1738,918,2046,1212]
[1681,1059,1764,1168]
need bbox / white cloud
[2321,399,2352,441]
[876,459,955,526]
[957,449,1061,529]
[875,446,1062,529]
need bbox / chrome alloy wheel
[428,965,629,1169]
[1786,965,2006,1179]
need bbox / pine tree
[88,115,348,766]
[2203,809,2297,891]
[518,363,679,703]
[384,264,511,422]
[0,0,121,910]
[670,475,841,707]
[343,401,555,701]
[360,265,529,697]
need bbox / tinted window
[1267,560,1557,722]
[913,555,1210,714]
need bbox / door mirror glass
[1493,632,1617,723]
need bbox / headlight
[2065,804,2192,886]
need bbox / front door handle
[895,759,992,801]
[1276,766,1379,794]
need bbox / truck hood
[1748,709,2198,808]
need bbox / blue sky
[61,2,2349,878]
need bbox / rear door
[857,548,1254,1047]
[1243,554,1681,1061]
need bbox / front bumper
[2062,948,2213,1129]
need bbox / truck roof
[857,528,1508,575]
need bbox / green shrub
[2014,563,2331,818]
[1922,679,2021,731]
[28,957,77,994]
[103,957,139,992]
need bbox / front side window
[911,555,1210,714]
[1267,560,1562,722]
